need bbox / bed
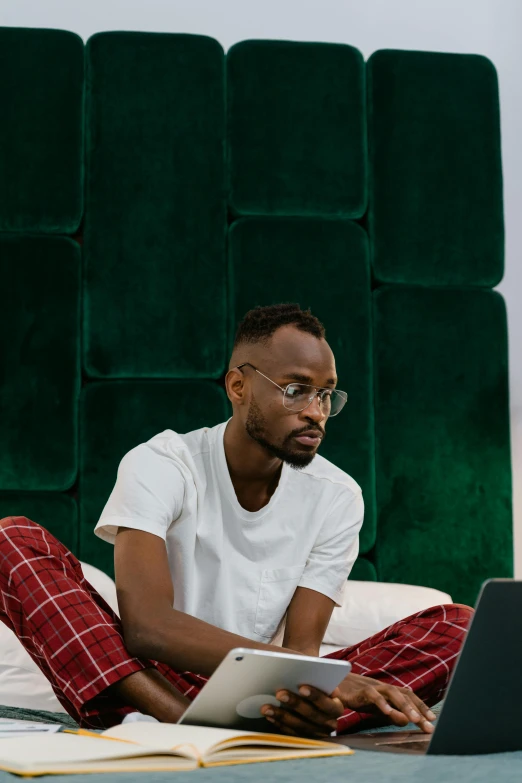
[1,704,521,783]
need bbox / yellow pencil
[62,729,100,738]
[62,729,133,744]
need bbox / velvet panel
[350,558,377,582]
[229,217,375,553]
[227,40,366,218]
[0,28,83,233]
[0,235,80,490]
[368,50,504,286]
[79,381,229,575]
[374,287,512,606]
[0,494,78,555]
[84,32,226,379]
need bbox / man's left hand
[261,686,344,738]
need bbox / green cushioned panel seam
[0,234,80,491]
[83,32,226,379]
[0,27,84,233]
[229,217,375,553]
[373,285,512,605]
[368,49,504,287]
[227,40,367,218]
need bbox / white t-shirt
[95,421,364,643]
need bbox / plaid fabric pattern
[326,602,472,732]
[0,517,471,731]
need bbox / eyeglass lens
[283,384,346,416]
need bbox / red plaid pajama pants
[0,517,473,732]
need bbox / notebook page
[54,757,195,773]
[103,722,264,756]
[210,736,351,751]
[103,722,351,762]
[0,733,195,773]
[2,757,196,775]
[206,745,353,765]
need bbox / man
[0,304,471,736]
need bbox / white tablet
[179,648,351,731]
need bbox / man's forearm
[123,606,298,676]
[108,668,191,722]
[284,641,320,657]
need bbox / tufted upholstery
[0,30,512,605]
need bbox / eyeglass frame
[235,362,348,418]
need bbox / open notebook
[0,722,353,775]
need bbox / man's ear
[225,367,247,406]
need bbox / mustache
[287,425,325,441]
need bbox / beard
[245,395,321,469]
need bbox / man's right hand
[261,685,344,738]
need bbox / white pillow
[322,580,453,653]
[0,562,119,713]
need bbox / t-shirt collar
[214,420,288,521]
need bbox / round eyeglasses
[236,363,348,418]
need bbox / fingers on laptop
[369,685,435,733]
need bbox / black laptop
[337,579,522,755]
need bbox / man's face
[234,325,338,469]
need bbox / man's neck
[223,418,283,512]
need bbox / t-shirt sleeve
[94,443,185,545]
[298,488,364,606]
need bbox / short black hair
[233,303,325,348]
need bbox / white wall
[3,0,522,575]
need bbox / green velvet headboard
[0,29,512,606]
